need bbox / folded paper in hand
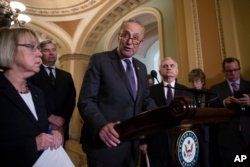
[33,146,74,167]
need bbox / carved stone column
[59,53,91,167]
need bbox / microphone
[150,70,160,84]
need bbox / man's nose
[49,51,55,55]
[166,67,171,70]
[126,38,133,44]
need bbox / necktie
[124,59,137,99]
[231,82,239,94]
[166,84,173,106]
[47,67,55,85]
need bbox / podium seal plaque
[177,130,199,167]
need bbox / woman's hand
[36,130,63,151]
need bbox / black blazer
[150,82,192,107]
[78,49,156,151]
[0,73,49,166]
[147,82,191,159]
[29,66,76,139]
[210,79,250,109]
[210,79,250,144]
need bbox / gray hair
[160,57,178,68]
[119,19,145,36]
[39,39,57,50]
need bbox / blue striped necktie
[124,59,137,99]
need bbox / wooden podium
[114,97,240,167]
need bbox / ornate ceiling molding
[104,7,162,57]
[25,0,102,17]
[82,0,148,53]
[59,53,91,62]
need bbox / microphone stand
[164,85,219,105]
[150,73,219,105]
[154,77,160,84]
[150,70,160,84]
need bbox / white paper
[145,151,151,167]
[33,146,74,167]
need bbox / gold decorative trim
[192,0,203,69]
[25,0,102,17]
[104,7,164,60]
[82,0,147,52]
[59,53,91,62]
[215,0,226,59]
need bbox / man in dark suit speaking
[78,19,156,167]
[30,40,76,144]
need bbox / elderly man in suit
[30,40,76,145]
[210,57,250,166]
[143,57,192,167]
[78,19,156,167]
[149,57,190,107]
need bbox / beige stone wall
[174,0,250,87]
[231,0,250,80]
[59,53,90,167]
[196,0,224,87]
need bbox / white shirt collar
[163,80,176,87]
[121,58,133,62]
[227,79,240,85]
[42,64,55,69]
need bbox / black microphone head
[150,70,158,78]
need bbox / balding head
[159,57,178,83]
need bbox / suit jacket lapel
[159,82,167,105]
[29,85,47,129]
[133,59,142,101]
[0,74,43,128]
[224,81,233,96]
[54,68,61,86]
[239,79,249,92]
[174,83,184,97]
[40,65,50,79]
[40,66,55,86]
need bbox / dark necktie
[166,84,173,106]
[47,67,55,85]
[231,82,239,95]
[124,59,137,99]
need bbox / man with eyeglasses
[29,40,76,146]
[78,19,156,167]
[210,57,250,166]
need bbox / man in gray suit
[78,19,156,167]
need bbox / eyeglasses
[224,68,240,73]
[16,44,41,52]
[119,32,143,45]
